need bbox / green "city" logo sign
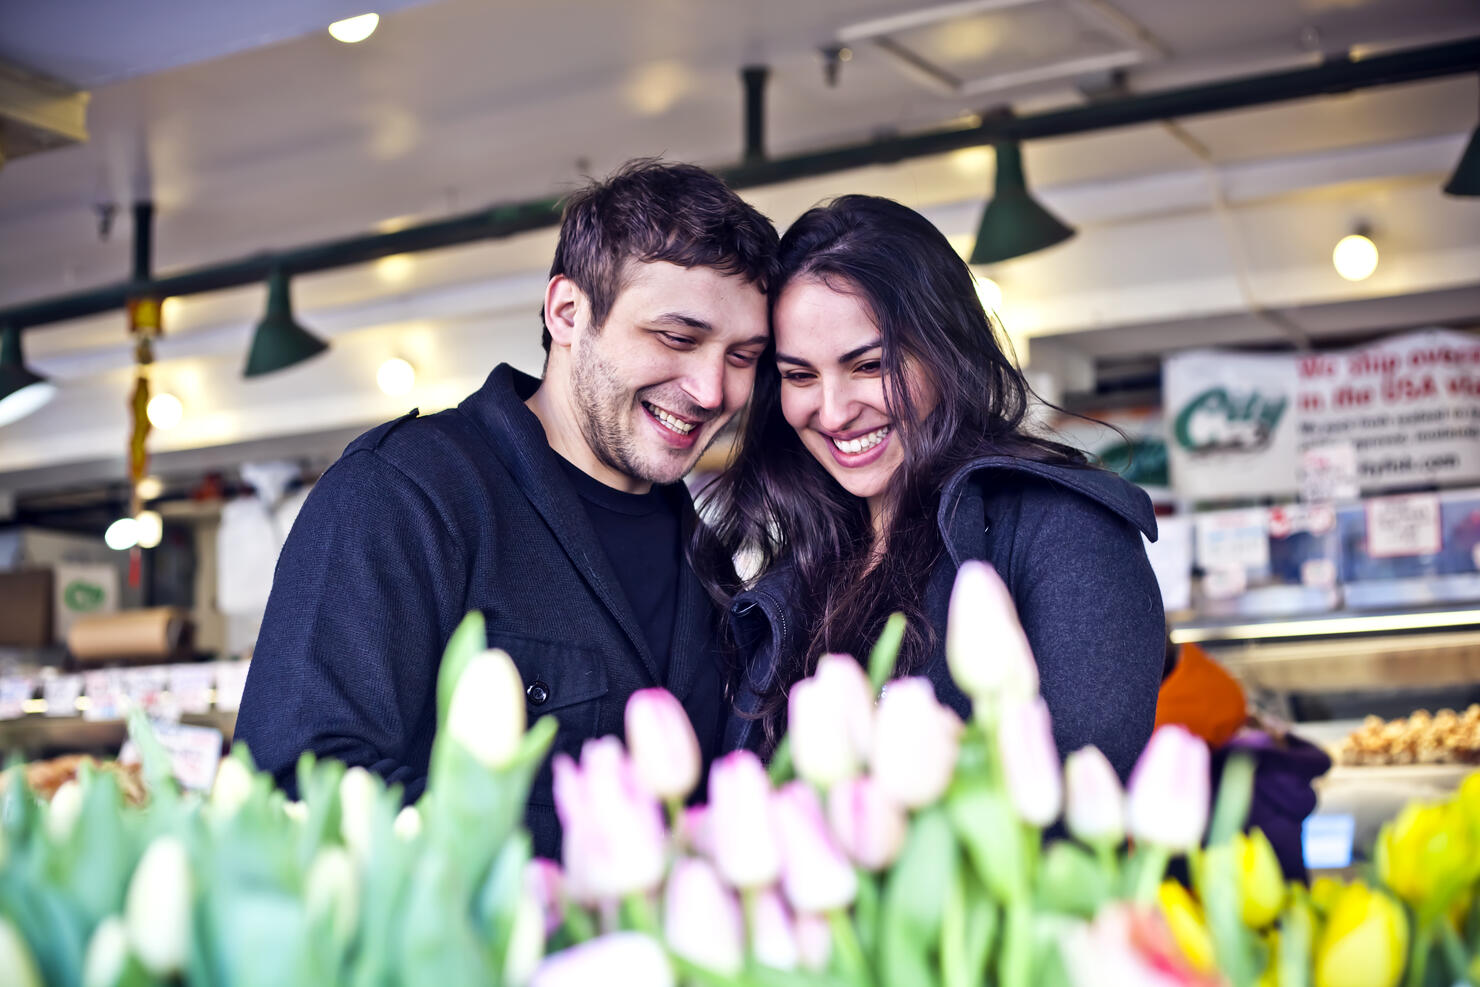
[1173,387,1287,455]
[63,580,107,612]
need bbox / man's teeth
[831,426,890,455]
[646,403,696,435]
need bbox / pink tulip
[998,696,1063,827]
[826,776,907,871]
[530,932,674,987]
[1126,726,1210,851]
[774,782,858,914]
[789,654,874,788]
[1062,904,1221,987]
[750,889,799,970]
[708,751,782,889]
[1064,746,1125,845]
[945,561,1039,705]
[663,858,744,975]
[625,689,701,801]
[552,737,668,900]
[525,858,565,937]
[796,911,832,972]
[869,678,961,808]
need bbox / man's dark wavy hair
[693,194,1087,753]
[541,158,779,352]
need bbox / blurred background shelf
[0,710,236,758]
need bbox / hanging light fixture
[1444,76,1480,196]
[244,269,329,378]
[1332,227,1379,282]
[968,140,1075,265]
[0,323,57,426]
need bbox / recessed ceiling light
[1332,232,1378,282]
[329,13,379,44]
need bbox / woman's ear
[543,275,586,349]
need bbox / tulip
[870,678,960,809]
[998,696,1063,827]
[283,800,309,824]
[552,738,667,900]
[827,775,906,871]
[1064,746,1125,845]
[1375,800,1478,911]
[945,561,1039,705]
[125,835,192,977]
[1309,876,1344,916]
[447,648,526,769]
[774,781,858,914]
[210,756,253,817]
[750,889,800,970]
[1313,882,1408,987]
[1126,726,1209,851]
[339,766,378,859]
[505,885,546,987]
[525,858,565,937]
[82,915,127,987]
[530,932,674,987]
[0,917,42,987]
[1065,903,1222,987]
[664,857,745,974]
[795,911,832,972]
[789,654,874,789]
[1157,881,1217,974]
[305,846,359,945]
[625,688,701,801]
[393,805,422,841]
[46,779,83,843]
[681,805,716,860]
[709,751,782,889]
[1234,829,1286,929]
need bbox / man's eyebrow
[650,312,714,331]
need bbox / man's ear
[544,275,586,349]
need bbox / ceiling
[1,0,1479,491]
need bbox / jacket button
[526,681,550,706]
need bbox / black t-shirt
[556,456,681,679]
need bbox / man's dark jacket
[235,364,726,857]
[725,458,1165,782]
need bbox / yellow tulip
[1255,928,1280,987]
[1235,828,1287,929]
[1314,882,1409,987]
[1158,880,1218,974]
[1310,876,1344,916]
[1376,801,1477,911]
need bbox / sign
[42,674,83,717]
[1299,442,1360,504]
[1195,508,1271,572]
[53,563,119,642]
[1165,350,1299,499]
[119,720,223,791]
[1366,493,1443,558]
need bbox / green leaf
[1199,843,1259,987]
[1277,889,1313,987]
[947,779,1026,904]
[867,613,907,692]
[879,807,956,987]
[475,832,532,976]
[1035,842,1110,918]
[1207,753,1255,847]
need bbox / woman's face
[773,277,934,519]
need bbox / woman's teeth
[830,426,889,454]
[646,403,696,435]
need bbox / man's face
[567,261,769,486]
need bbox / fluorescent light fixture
[329,13,379,43]
[1171,608,1480,644]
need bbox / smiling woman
[696,195,1167,782]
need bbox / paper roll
[67,607,192,664]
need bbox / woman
[694,195,1165,780]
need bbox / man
[235,160,777,856]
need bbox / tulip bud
[46,779,83,843]
[998,696,1063,827]
[680,805,715,860]
[210,757,253,818]
[1309,876,1344,916]
[1157,880,1217,974]
[505,885,546,987]
[530,932,674,987]
[708,751,782,889]
[1314,882,1408,987]
[870,678,960,809]
[338,766,378,859]
[1064,746,1124,845]
[283,800,309,824]
[624,688,701,801]
[827,776,906,871]
[0,916,42,987]
[305,846,359,945]
[750,889,799,970]
[774,781,858,914]
[82,915,127,987]
[553,738,667,900]
[1126,726,1209,851]
[1234,829,1286,929]
[447,649,526,769]
[795,911,832,972]
[789,654,874,789]
[525,858,565,937]
[663,858,744,974]
[125,835,192,977]
[945,561,1039,704]
[1376,801,1478,910]
[394,805,422,841]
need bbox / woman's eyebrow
[775,340,882,367]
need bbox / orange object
[1155,642,1247,749]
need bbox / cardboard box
[0,569,54,647]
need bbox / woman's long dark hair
[694,194,1086,750]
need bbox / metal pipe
[742,66,769,163]
[5,35,1478,333]
[131,202,154,285]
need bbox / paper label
[119,720,223,791]
[1195,509,1271,571]
[1366,493,1442,558]
[0,676,33,719]
[1299,442,1360,503]
[214,661,250,712]
[42,674,83,717]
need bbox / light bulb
[329,13,379,43]
[104,517,139,551]
[135,510,163,550]
[976,277,1003,313]
[136,476,165,500]
[147,392,183,430]
[1333,233,1378,282]
[377,357,415,397]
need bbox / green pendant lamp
[0,323,58,426]
[1444,80,1480,196]
[968,140,1076,265]
[243,269,329,377]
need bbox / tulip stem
[1405,921,1433,987]
[665,797,685,839]
[1439,920,1470,986]
[1129,844,1171,905]
[827,907,873,987]
[622,893,661,938]
[1094,840,1121,888]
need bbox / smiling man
[235,161,778,856]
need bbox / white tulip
[82,916,128,987]
[125,836,192,977]
[393,805,422,841]
[869,679,961,809]
[0,917,42,987]
[504,887,546,987]
[283,800,309,824]
[338,767,378,859]
[789,654,874,789]
[47,779,83,843]
[305,846,359,945]
[1064,746,1125,845]
[945,561,1039,705]
[210,757,253,818]
[447,649,526,769]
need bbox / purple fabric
[1213,730,1332,881]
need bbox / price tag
[1202,565,1248,600]
[169,664,215,715]
[1366,493,1442,558]
[83,670,127,721]
[120,720,223,792]
[42,674,83,717]
[214,661,250,712]
[0,676,33,719]
[1299,442,1360,503]
[1195,508,1270,572]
